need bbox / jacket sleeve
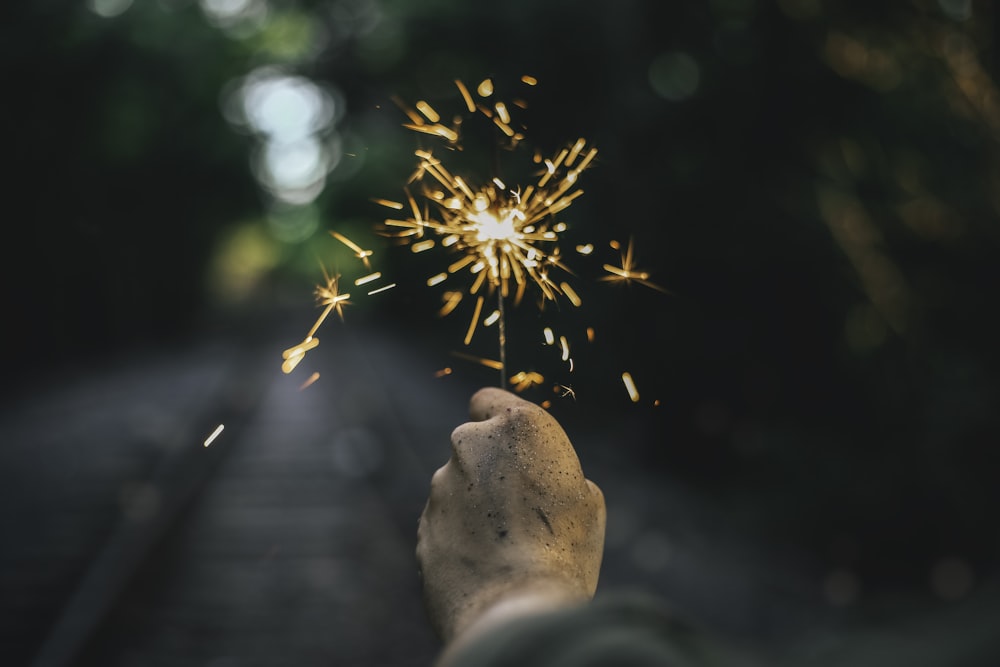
[442,591,720,667]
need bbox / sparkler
[377,77,598,389]
[600,237,670,293]
[280,75,669,404]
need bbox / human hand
[416,387,606,653]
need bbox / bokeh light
[224,66,344,207]
[649,51,700,101]
[87,0,133,18]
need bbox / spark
[415,100,441,123]
[310,269,352,335]
[203,423,225,448]
[622,372,640,403]
[464,295,485,345]
[455,79,476,112]
[440,290,463,316]
[282,337,320,359]
[367,283,396,295]
[280,265,352,374]
[509,370,545,392]
[330,231,374,268]
[372,198,404,210]
[281,336,319,374]
[557,384,577,400]
[299,372,321,391]
[600,237,669,293]
[561,282,582,307]
[435,367,453,378]
[451,350,503,370]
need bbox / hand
[416,387,606,655]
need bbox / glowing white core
[473,210,517,242]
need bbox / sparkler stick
[497,290,508,389]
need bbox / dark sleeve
[443,592,719,667]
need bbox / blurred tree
[2,0,998,605]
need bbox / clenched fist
[416,387,606,659]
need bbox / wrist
[437,580,591,666]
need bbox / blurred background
[2,0,999,665]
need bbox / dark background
[2,0,999,665]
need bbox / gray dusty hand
[416,387,606,646]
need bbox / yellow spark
[600,237,669,293]
[451,351,503,370]
[477,78,494,97]
[428,272,448,287]
[412,239,436,253]
[455,79,476,112]
[203,423,225,448]
[559,335,570,361]
[299,372,321,391]
[566,138,586,166]
[586,327,596,343]
[281,336,320,374]
[403,122,459,142]
[448,254,477,274]
[355,272,382,286]
[561,282,582,307]
[439,290,463,316]
[415,100,440,123]
[392,95,424,125]
[509,370,545,392]
[373,198,404,210]
[464,295,485,345]
[543,327,555,345]
[521,74,538,86]
[368,283,396,295]
[557,384,577,400]
[434,367,453,378]
[493,115,515,137]
[282,351,306,374]
[310,269,351,335]
[495,102,510,125]
[330,231,374,268]
[484,310,501,326]
[282,336,320,359]
[622,372,640,403]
